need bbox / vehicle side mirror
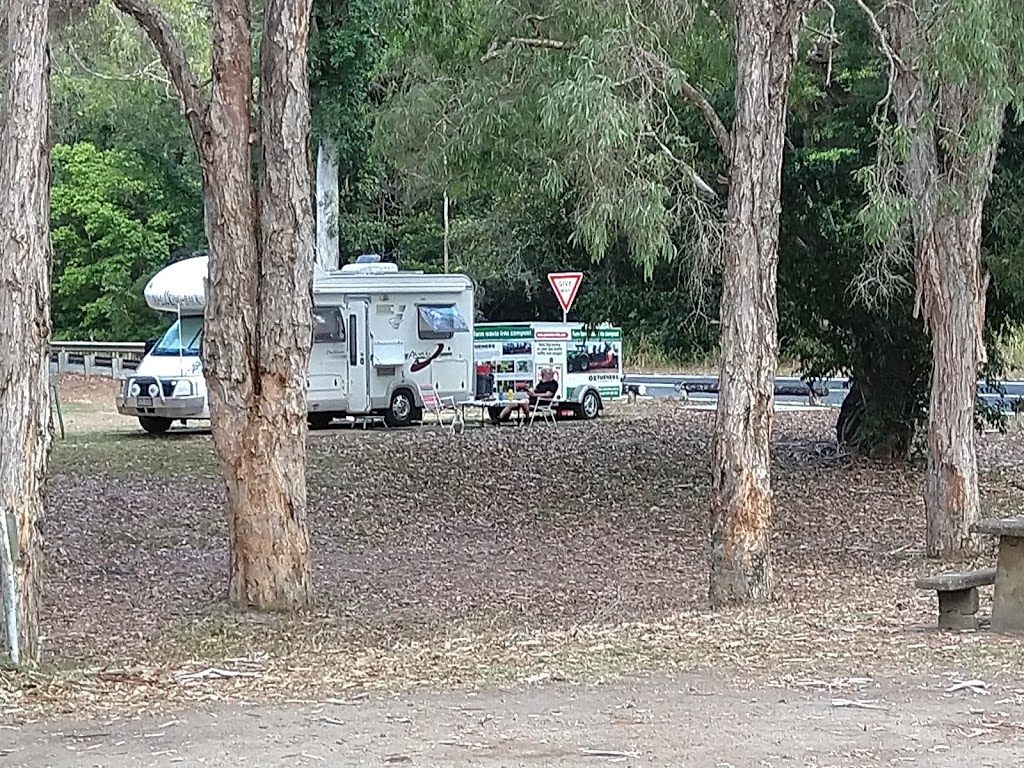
[143,337,157,355]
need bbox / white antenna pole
[0,509,20,664]
[177,302,184,375]
[443,190,450,274]
[443,153,450,274]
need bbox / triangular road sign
[548,272,583,314]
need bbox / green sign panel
[475,324,622,342]
[571,327,622,341]
[474,325,533,341]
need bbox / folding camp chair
[527,396,559,427]
[419,383,465,435]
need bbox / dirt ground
[52,373,148,434]
[5,374,1024,764]
[6,671,1021,767]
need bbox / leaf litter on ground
[4,387,1024,723]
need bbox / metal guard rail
[50,340,147,376]
[51,341,147,354]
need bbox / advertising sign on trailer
[547,272,583,320]
[473,322,623,411]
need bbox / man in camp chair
[494,368,559,424]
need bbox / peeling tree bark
[0,0,52,663]
[709,0,811,606]
[112,0,314,609]
[889,4,1004,561]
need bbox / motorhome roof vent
[355,253,383,264]
[339,261,400,274]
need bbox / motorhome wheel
[580,389,601,420]
[385,389,414,428]
[138,416,172,434]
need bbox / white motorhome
[473,321,624,420]
[115,255,476,433]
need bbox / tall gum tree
[309,0,384,271]
[0,0,52,664]
[856,0,1024,559]
[708,0,814,605]
[111,0,315,609]
[375,0,814,603]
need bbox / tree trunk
[709,0,809,606]
[112,0,314,610]
[921,216,987,559]
[889,4,1004,560]
[0,0,52,663]
[315,137,340,271]
[916,119,1001,559]
[234,0,315,607]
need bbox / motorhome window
[417,304,469,340]
[150,316,203,357]
[312,307,345,343]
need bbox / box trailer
[115,255,476,433]
[473,321,623,420]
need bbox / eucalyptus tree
[0,0,52,665]
[378,0,819,604]
[309,0,383,270]
[855,0,1024,559]
[111,0,315,610]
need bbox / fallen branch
[581,748,641,758]
[176,667,261,682]
[946,679,988,694]
[322,692,369,705]
[831,697,886,710]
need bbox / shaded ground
[3,374,1024,727]
[6,671,1022,766]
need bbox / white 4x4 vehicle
[115,313,208,433]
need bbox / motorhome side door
[346,298,371,413]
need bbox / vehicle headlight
[171,379,193,397]
[129,381,141,397]
[147,383,160,397]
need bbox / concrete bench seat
[915,567,997,630]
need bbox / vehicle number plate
[137,396,153,407]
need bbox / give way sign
[547,272,583,316]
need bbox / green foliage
[46,1,209,341]
[374,0,733,277]
[777,5,933,456]
[50,143,197,341]
[309,0,386,202]
[781,2,1024,455]
[856,0,1024,248]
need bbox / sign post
[547,272,583,322]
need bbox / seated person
[495,368,558,423]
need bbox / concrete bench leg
[991,536,1024,633]
[938,587,980,630]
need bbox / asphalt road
[622,372,1024,414]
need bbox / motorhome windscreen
[151,316,203,357]
[417,304,469,340]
